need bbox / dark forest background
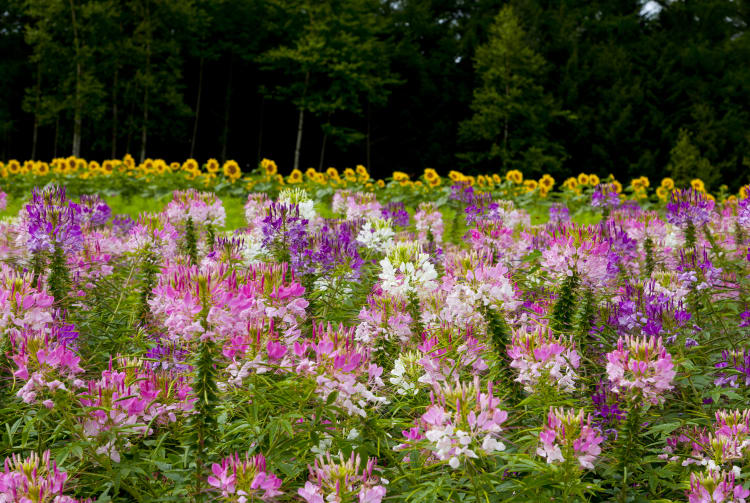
[1,0,749,187]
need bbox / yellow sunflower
[589,174,600,186]
[376,179,385,188]
[660,178,675,190]
[326,167,340,181]
[288,169,303,184]
[305,168,317,179]
[260,158,278,176]
[356,164,369,181]
[539,174,555,191]
[448,170,464,182]
[206,158,220,174]
[691,179,705,192]
[524,179,538,192]
[656,186,668,201]
[223,160,241,182]
[343,168,357,182]
[34,162,50,176]
[506,169,523,184]
[563,177,579,190]
[577,173,590,186]
[393,171,410,182]
[740,185,749,200]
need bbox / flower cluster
[208,452,283,502]
[507,324,580,393]
[0,450,89,503]
[537,408,604,469]
[605,335,676,404]
[25,185,84,254]
[298,453,386,503]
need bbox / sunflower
[589,174,600,186]
[376,179,385,188]
[204,158,219,174]
[611,180,623,194]
[448,170,463,182]
[424,168,439,182]
[260,158,278,177]
[740,185,749,200]
[563,177,578,190]
[539,174,555,191]
[539,187,549,198]
[202,173,217,186]
[305,168,317,179]
[428,177,441,188]
[183,158,199,172]
[414,180,423,188]
[356,164,369,181]
[506,169,523,184]
[656,186,668,201]
[275,174,285,185]
[223,160,241,182]
[393,171,410,182]
[706,193,715,202]
[727,195,738,205]
[491,174,501,185]
[34,162,50,176]
[314,172,327,185]
[102,161,115,175]
[477,175,487,188]
[343,168,357,182]
[691,179,705,192]
[577,173,590,186]
[524,179,538,192]
[660,178,675,190]
[288,169,303,184]
[400,179,413,188]
[326,167,340,181]
[631,176,650,190]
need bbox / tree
[459,5,570,176]
[666,129,718,190]
[261,0,397,171]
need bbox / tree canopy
[1,0,748,188]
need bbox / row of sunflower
[0,155,741,204]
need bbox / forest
[1,0,749,188]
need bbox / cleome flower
[605,335,675,405]
[537,407,604,469]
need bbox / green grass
[1,193,248,231]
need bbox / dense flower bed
[0,180,749,502]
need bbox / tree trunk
[366,99,371,170]
[139,0,151,163]
[112,66,119,158]
[31,63,41,159]
[53,115,59,158]
[293,108,305,173]
[256,96,265,164]
[318,132,327,171]
[69,0,82,157]
[293,71,310,172]
[190,56,204,158]
[220,57,233,162]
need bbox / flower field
[1,159,750,502]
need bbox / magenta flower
[207,453,282,501]
[605,335,675,405]
[299,452,385,503]
[0,450,89,502]
[687,469,749,503]
[507,324,580,393]
[537,407,604,469]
